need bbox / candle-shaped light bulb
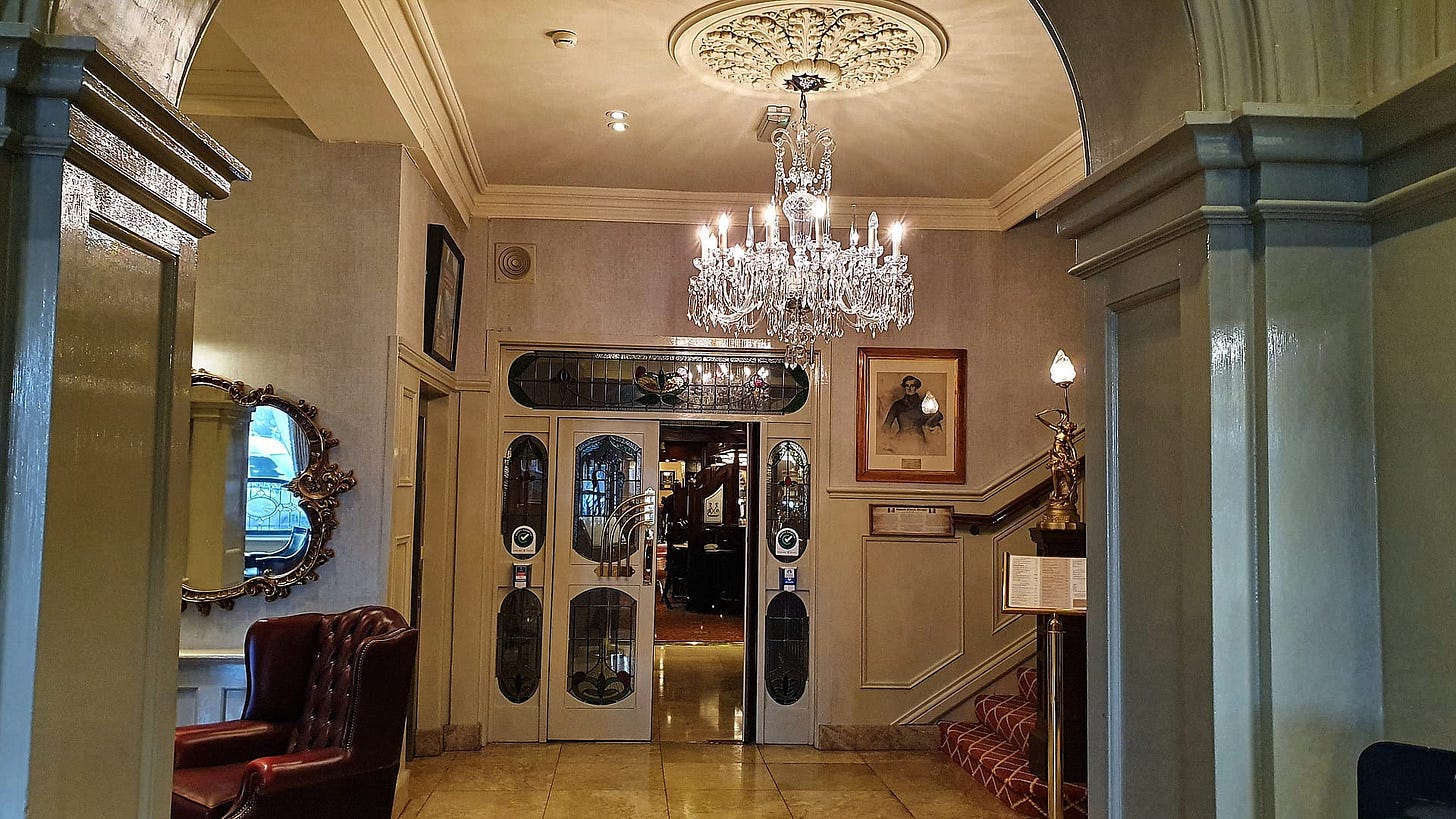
[766,202,778,241]
[1050,349,1077,387]
[747,206,754,245]
[868,211,879,248]
[921,392,939,415]
[890,221,904,257]
[718,213,729,250]
[812,198,826,244]
[698,226,711,261]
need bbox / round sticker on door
[510,525,538,556]
[774,527,801,558]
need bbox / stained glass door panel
[546,419,658,740]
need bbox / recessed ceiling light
[605,110,628,121]
[607,121,629,132]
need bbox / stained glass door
[546,419,659,740]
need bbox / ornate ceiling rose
[669,0,948,97]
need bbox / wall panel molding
[894,629,1036,725]
[859,536,965,689]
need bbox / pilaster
[0,26,247,817]
[1047,109,1382,818]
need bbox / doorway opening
[653,420,757,743]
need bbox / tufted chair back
[241,606,415,770]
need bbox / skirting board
[443,722,482,751]
[414,727,444,757]
[816,724,941,751]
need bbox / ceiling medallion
[669,0,948,97]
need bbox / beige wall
[397,152,466,355]
[183,116,402,650]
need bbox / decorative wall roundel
[669,0,948,97]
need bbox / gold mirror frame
[183,371,357,614]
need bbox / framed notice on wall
[868,504,955,537]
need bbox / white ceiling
[185,0,1082,223]
[423,0,1079,199]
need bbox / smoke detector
[546,29,577,49]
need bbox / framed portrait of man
[856,347,966,483]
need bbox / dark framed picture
[857,347,966,483]
[660,470,675,490]
[424,223,465,371]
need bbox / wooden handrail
[951,458,1084,534]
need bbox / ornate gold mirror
[182,371,356,614]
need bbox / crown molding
[339,0,486,224]
[474,184,1003,230]
[990,131,1085,227]
[180,68,297,120]
[472,133,1085,231]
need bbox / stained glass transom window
[495,589,542,704]
[573,435,643,563]
[765,591,809,706]
[501,436,548,558]
[507,351,809,414]
[767,440,810,563]
[567,587,636,706]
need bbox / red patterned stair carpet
[939,667,1088,819]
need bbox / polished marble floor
[400,643,1016,817]
[654,643,744,743]
[401,744,1018,818]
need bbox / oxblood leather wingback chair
[172,606,418,819]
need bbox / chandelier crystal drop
[688,83,914,367]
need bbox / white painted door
[546,419,659,740]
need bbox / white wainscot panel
[177,653,247,726]
[861,536,965,689]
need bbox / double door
[545,419,659,740]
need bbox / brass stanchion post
[1047,612,1064,819]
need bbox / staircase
[939,667,1088,818]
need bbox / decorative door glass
[567,587,637,705]
[572,435,643,563]
[765,591,809,705]
[496,589,543,703]
[501,435,548,557]
[767,440,810,562]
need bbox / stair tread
[972,693,1038,751]
[1018,666,1038,703]
[940,721,1087,819]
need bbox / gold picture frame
[856,347,966,483]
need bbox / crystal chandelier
[688,65,913,366]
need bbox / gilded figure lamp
[1036,350,1083,530]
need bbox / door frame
[480,334,821,746]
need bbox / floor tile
[866,758,982,796]
[780,789,914,818]
[895,788,1020,819]
[436,754,556,791]
[668,788,794,818]
[660,742,760,763]
[766,762,891,792]
[759,745,864,764]
[543,788,669,819]
[664,760,777,791]
[415,789,549,818]
[550,759,665,791]
[557,741,661,764]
